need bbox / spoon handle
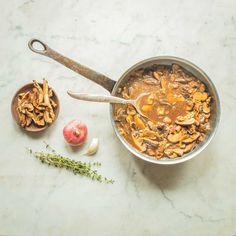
[67,91,130,104]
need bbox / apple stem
[74,129,80,137]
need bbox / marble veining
[0,0,236,235]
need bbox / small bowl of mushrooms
[11,79,59,132]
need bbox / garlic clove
[85,138,99,156]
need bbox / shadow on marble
[64,142,86,153]
[133,146,215,190]
[15,122,56,139]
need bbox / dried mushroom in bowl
[16,79,57,128]
[114,64,211,160]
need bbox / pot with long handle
[28,39,220,165]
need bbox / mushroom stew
[113,64,211,159]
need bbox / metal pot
[28,39,220,165]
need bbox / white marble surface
[0,0,236,235]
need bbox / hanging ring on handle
[28,39,49,55]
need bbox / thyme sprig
[27,143,114,184]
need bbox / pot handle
[28,39,116,93]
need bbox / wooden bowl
[11,82,60,132]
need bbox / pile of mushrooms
[17,79,57,127]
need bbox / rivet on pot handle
[28,39,116,93]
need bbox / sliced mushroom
[143,76,159,85]
[131,134,147,152]
[175,125,182,132]
[198,133,206,142]
[25,110,35,119]
[202,102,210,113]
[34,109,41,115]
[199,84,206,92]
[167,132,182,143]
[18,91,30,104]
[206,97,211,104]
[183,143,195,153]
[174,78,188,83]
[199,114,206,124]
[194,102,202,112]
[50,98,57,108]
[204,113,211,119]
[187,125,196,135]
[141,129,159,139]
[18,92,26,98]
[156,121,165,129]
[49,108,55,121]
[36,117,45,126]
[43,79,53,109]
[169,74,175,81]
[172,64,181,74]
[189,81,200,89]
[23,103,34,111]
[186,101,194,111]
[169,82,179,89]
[164,149,178,159]
[117,126,126,135]
[147,121,158,131]
[160,77,168,89]
[26,116,32,126]
[164,149,172,157]
[153,71,161,80]
[155,151,164,159]
[115,107,126,121]
[127,87,134,97]
[182,133,200,144]
[163,117,172,124]
[33,80,44,103]
[18,113,26,127]
[159,100,171,106]
[17,105,26,114]
[179,143,186,149]
[132,68,144,78]
[143,138,159,148]
[35,105,46,111]
[32,98,39,108]
[147,148,156,156]
[172,64,190,80]
[44,110,53,123]
[121,87,130,99]
[48,88,53,97]
[172,148,184,156]
[175,118,195,126]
